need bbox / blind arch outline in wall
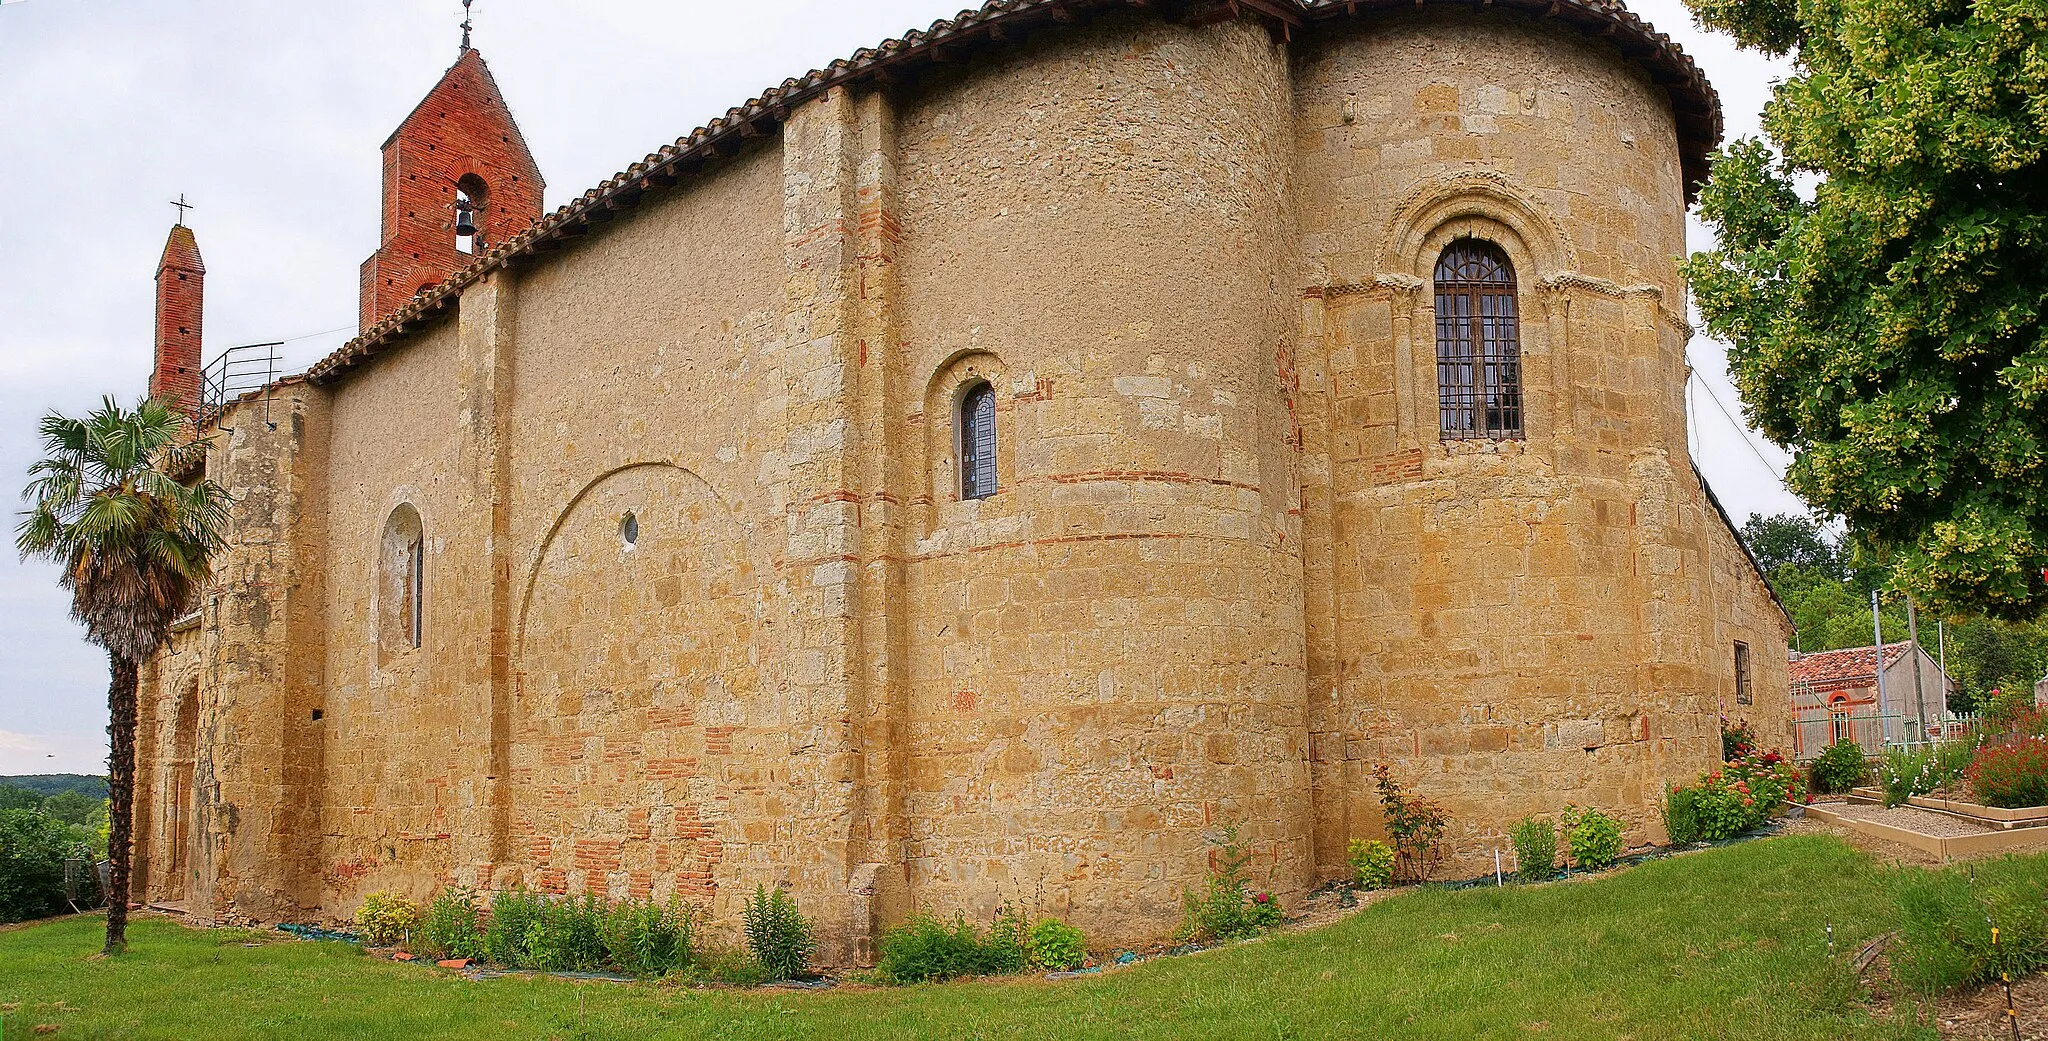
[959,380,998,501]
[378,502,425,657]
[1433,239,1524,440]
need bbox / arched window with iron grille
[959,381,998,500]
[1433,240,1524,439]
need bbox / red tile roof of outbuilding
[1789,643,1910,687]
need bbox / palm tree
[16,397,229,954]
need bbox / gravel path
[1827,802,1995,838]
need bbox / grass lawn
[0,834,2016,1040]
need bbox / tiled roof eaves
[306,0,1721,386]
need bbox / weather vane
[170,194,194,224]
[460,0,473,52]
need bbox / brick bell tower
[152,220,205,420]
[358,38,543,331]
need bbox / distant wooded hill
[0,774,108,798]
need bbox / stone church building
[132,0,1791,958]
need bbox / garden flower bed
[1845,787,2048,830]
[1805,800,2048,859]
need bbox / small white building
[1789,641,1954,756]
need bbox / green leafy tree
[15,397,229,954]
[0,786,40,812]
[1683,0,2048,620]
[39,790,100,828]
[1740,513,1841,580]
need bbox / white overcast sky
[0,0,1802,774]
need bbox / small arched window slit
[959,382,998,500]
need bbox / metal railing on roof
[198,342,282,430]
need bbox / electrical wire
[1685,354,1791,484]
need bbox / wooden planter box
[1806,804,2048,861]
[1844,787,2048,830]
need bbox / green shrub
[875,912,1013,983]
[414,887,485,961]
[1893,864,2048,995]
[353,892,421,947]
[982,905,1029,975]
[1508,817,1556,881]
[1176,823,1282,944]
[1560,806,1624,870]
[1373,764,1447,883]
[600,896,695,977]
[522,893,607,971]
[1346,838,1396,890]
[742,884,815,981]
[0,809,71,924]
[482,889,546,967]
[1968,737,2048,809]
[1808,740,1869,794]
[1025,917,1087,972]
[1662,785,1704,845]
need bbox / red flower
[1254,892,1272,904]
[1742,798,1755,806]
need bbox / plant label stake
[1494,848,1503,886]
[1991,923,2019,1041]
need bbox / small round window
[620,512,639,550]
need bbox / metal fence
[1791,706,1980,759]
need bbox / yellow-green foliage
[1346,838,1396,890]
[1682,0,2048,618]
[354,892,421,948]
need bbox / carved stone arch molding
[509,462,765,904]
[1379,170,1576,281]
[1360,171,1574,450]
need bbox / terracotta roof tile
[1789,643,1910,687]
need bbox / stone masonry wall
[137,4,1790,957]
[1288,11,1780,874]
[889,13,1310,941]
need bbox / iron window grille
[1434,240,1524,440]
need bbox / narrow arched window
[379,504,425,655]
[959,381,998,500]
[1434,240,1523,439]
